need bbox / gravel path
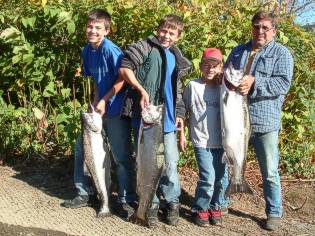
[0,163,314,236]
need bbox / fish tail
[129,213,151,228]
[225,179,253,196]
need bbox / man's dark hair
[251,10,278,29]
[87,9,111,30]
[158,14,184,35]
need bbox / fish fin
[225,179,253,196]
[221,152,230,164]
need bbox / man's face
[157,26,180,49]
[252,19,276,49]
[86,20,109,49]
[200,60,222,82]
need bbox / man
[225,10,294,231]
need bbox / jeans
[192,147,229,211]
[153,131,181,204]
[74,115,136,203]
[133,123,181,204]
[251,131,282,217]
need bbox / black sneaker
[61,195,90,208]
[147,203,159,227]
[166,202,180,226]
[265,217,281,231]
[119,202,137,220]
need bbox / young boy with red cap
[180,48,229,226]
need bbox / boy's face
[86,20,110,49]
[157,26,180,49]
[200,60,222,82]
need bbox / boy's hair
[251,10,278,29]
[87,9,111,30]
[158,14,184,35]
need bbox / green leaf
[43,81,56,97]
[56,113,69,124]
[67,21,75,35]
[12,55,20,64]
[46,70,55,81]
[61,88,71,98]
[14,107,27,118]
[22,54,34,63]
[0,27,21,41]
[32,107,45,120]
[0,14,4,24]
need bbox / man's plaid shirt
[225,40,294,133]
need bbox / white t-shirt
[183,78,222,148]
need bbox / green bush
[0,0,314,178]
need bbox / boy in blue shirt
[119,15,192,226]
[61,9,136,219]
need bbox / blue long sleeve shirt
[225,40,294,133]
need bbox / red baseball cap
[202,48,223,64]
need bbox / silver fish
[129,105,164,227]
[220,65,253,195]
[81,110,111,217]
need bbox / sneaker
[61,195,90,208]
[265,217,281,231]
[147,203,159,227]
[193,210,209,227]
[166,202,180,226]
[209,207,223,225]
[119,202,137,220]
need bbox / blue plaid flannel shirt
[225,40,294,133]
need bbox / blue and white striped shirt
[225,40,294,133]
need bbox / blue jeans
[133,123,181,204]
[153,131,181,204]
[251,131,282,217]
[74,115,136,203]
[192,147,229,211]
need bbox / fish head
[81,110,103,133]
[141,104,163,124]
[224,64,244,88]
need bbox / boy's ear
[104,28,110,36]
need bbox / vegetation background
[0,0,314,178]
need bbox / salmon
[129,105,164,227]
[220,65,253,196]
[81,109,111,217]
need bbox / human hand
[175,117,184,130]
[140,90,150,109]
[179,129,187,152]
[95,99,106,116]
[239,75,255,95]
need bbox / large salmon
[81,109,111,217]
[129,105,164,227]
[220,65,253,196]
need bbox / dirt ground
[0,156,314,236]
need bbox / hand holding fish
[175,117,184,130]
[95,99,106,116]
[140,89,150,109]
[239,75,255,95]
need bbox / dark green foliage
[0,0,314,178]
